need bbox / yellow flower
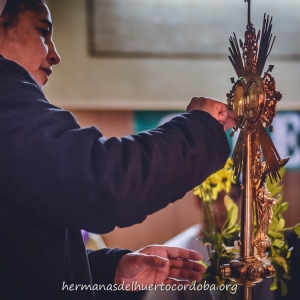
[193,186,200,196]
[194,158,235,201]
[209,173,221,186]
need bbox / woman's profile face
[0,3,61,88]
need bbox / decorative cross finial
[245,0,251,25]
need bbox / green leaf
[266,167,286,190]
[270,245,276,257]
[279,279,288,297]
[201,234,215,245]
[274,256,288,273]
[280,202,289,212]
[287,249,292,259]
[223,225,240,237]
[276,194,283,204]
[222,195,238,233]
[215,276,225,287]
[198,260,209,269]
[200,229,216,245]
[269,217,285,230]
[268,230,284,239]
[268,186,283,198]
[270,275,278,291]
[293,223,300,237]
[273,239,285,248]
[223,246,239,254]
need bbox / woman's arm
[0,65,230,233]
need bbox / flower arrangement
[193,158,300,299]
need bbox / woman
[0,0,236,299]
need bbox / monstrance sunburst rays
[221,2,290,294]
[226,0,283,184]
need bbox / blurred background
[45,0,300,250]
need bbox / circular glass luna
[244,80,264,123]
[233,81,244,116]
[232,80,245,127]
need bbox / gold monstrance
[220,1,289,299]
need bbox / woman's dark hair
[0,0,47,29]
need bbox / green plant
[194,160,300,298]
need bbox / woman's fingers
[227,110,238,120]
[186,97,237,130]
[159,246,203,261]
[163,278,192,287]
[166,258,206,282]
[167,267,203,281]
[140,245,203,262]
[134,253,169,269]
[169,258,206,273]
[219,110,237,131]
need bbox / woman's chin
[41,78,48,88]
[31,69,49,88]
[35,75,48,89]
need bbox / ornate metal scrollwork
[220,1,289,299]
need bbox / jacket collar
[0,54,44,93]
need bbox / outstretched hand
[187,97,237,131]
[114,245,205,290]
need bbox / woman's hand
[187,97,237,131]
[114,245,205,290]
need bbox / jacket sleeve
[0,77,230,233]
[87,249,144,300]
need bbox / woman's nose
[48,42,61,66]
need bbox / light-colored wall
[45,0,300,111]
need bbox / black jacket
[0,56,230,299]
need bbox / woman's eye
[39,28,49,37]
